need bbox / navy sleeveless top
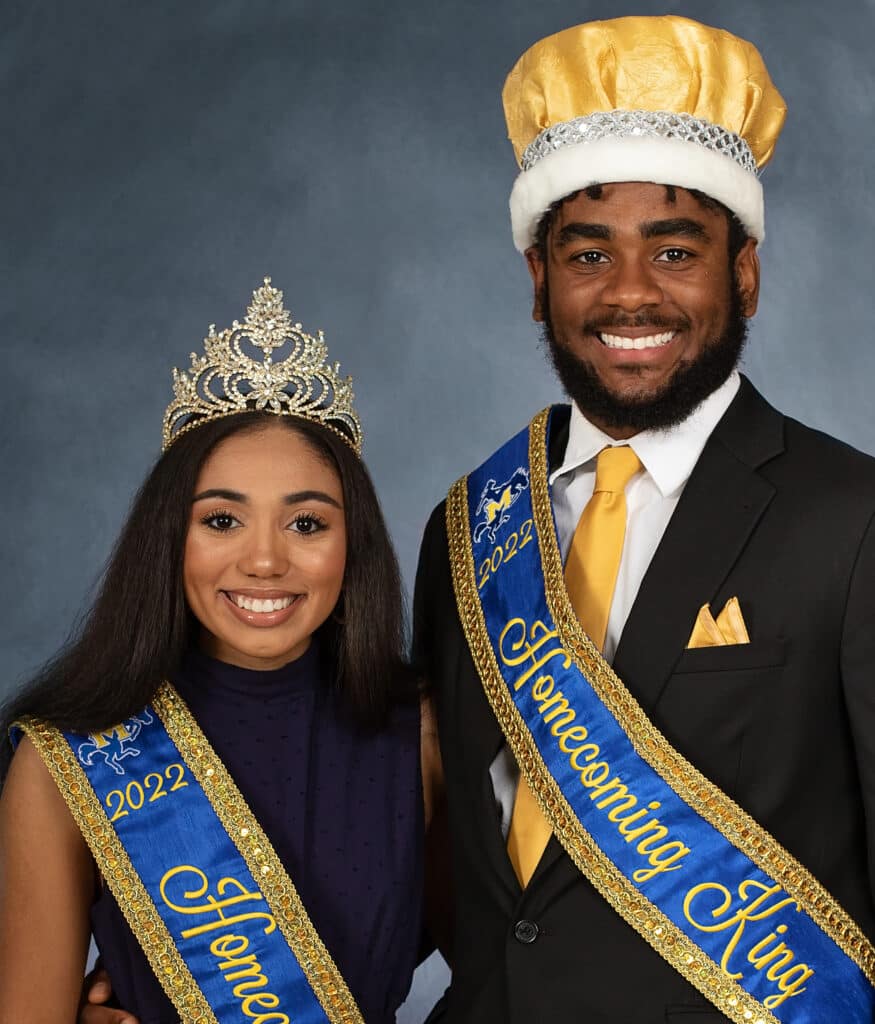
[90,643,423,1023]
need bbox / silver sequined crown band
[521,110,758,175]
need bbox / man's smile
[598,330,676,351]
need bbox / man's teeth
[232,594,295,612]
[599,331,675,350]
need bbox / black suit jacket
[414,378,875,1024]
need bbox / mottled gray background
[3,0,873,1017]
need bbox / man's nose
[238,525,290,577]
[599,256,663,311]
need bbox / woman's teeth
[231,594,294,612]
[599,331,675,350]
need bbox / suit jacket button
[513,919,539,944]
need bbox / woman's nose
[238,526,290,578]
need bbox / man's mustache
[582,314,691,333]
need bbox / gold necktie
[506,445,642,886]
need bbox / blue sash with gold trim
[17,685,362,1024]
[446,406,875,1024]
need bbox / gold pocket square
[687,597,750,648]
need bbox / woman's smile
[220,588,305,627]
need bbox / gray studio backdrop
[3,0,874,1018]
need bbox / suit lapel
[613,377,785,710]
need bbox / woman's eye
[202,511,240,531]
[290,514,325,535]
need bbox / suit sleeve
[412,501,449,685]
[841,508,875,898]
[413,501,457,971]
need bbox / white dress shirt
[489,372,741,838]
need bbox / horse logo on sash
[76,711,155,776]
[474,467,529,544]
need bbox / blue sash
[447,407,875,1024]
[17,684,362,1024]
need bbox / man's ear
[525,246,546,323]
[735,237,760,318]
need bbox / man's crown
[503,16,787,250]
[162,278,362,455]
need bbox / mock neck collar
[179,638,324,699]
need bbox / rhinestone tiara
[521,109,758,175]
[162,278,362,455]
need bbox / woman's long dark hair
[1,413,414,775]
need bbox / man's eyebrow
[640,218,710,241]
[192,488,247,503]
[555,222,612,245]
[282,490,342,509]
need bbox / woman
[0,279,443,1024]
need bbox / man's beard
[542,280,749,432]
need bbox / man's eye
[202,511,240,531]
[575,250,608,264]
[657,248,690,262]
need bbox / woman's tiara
[162,278,362,455]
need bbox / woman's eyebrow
[192,488,342,508]
[192,488,247,503]
[283,490,342,509]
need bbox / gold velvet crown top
[503,15,786,168]
[162,278,362,455]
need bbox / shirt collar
[548,372,741,498]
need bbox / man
[414,15,875,1024]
